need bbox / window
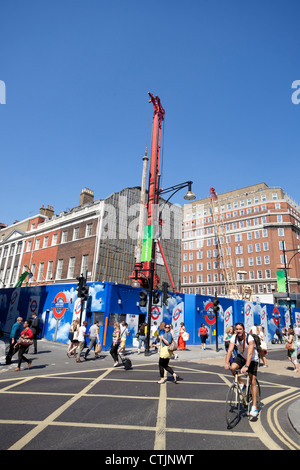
[256,256,262,265]
[255,243,261,252]
[248,244,253,253]
[248,257,254,266]
[27,241,32,252]
[236,245,243,254]
[278,228,284,237]
[272,193,278,200]
[277,215,283,223]
[62,231,68,243]
[86,223,93,237]
[56,259,64,280]
[43,236,49,248]
[67,257,76,278]
[37,263,44,282]
[73,227,80,240]
[81,254,89,275]
[264,255,270,264]
[35,239,40,250]
[52,233,58,246]
[46,261,53,280]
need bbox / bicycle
[225,368,261,429]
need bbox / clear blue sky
[0,0,299,226]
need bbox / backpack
[235,333,261,353]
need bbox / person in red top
[198,323,208,350]
[13,320,33,371]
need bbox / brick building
[181,182,300,304]
[0,187,182,291]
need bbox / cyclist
[224,322,259,418]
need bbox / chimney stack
[79,188,94,206]
[39,205,54,218]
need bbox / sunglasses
[235,322,244,328]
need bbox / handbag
[182,332,189,341]
[167,340,178,352]
[260,340,267,351]
[18,338,33,347]
[286,342,295,351]
[95,344,102,354]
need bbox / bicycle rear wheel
[247,378,261,417]
[225,384,241,429]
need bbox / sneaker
[250,406,258,418]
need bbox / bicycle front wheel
[247,378,261,417]
[225,384,241,429]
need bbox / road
[0,339,299,452]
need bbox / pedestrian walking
[6,317,23,365]
[13,320,33,372]
[67,319,80,358]
[224,325,234,365]
[286,328,299,373]
[198,323,208,350]
[118,321,129,356]
[177,322,186,350]
[150,321,158,348]
[85,320,101,360]
[76,321,88,363]
[31,313,40,354]
[110,321,121,366]
[137,322,147,354]
[275,327,283,344]
[157,324,179,384]
[257,325,268,367]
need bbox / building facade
[0,187,182,292]
[181,182,300,304]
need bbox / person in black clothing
[31,313,40,354]
[275,327,283,344]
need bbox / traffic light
[162,282,170,305]
[76,276,84,298]
[153,291,160,305]
[76,276,89,301]
[213,296,220,315]
[81,284,90,302]
[139,290,148,307]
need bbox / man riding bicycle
[224,322,259,418]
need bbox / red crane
[130,92,176,291]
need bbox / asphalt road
[0,339,299,453]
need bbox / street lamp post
[143,181,196,356]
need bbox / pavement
[1,337,300,436]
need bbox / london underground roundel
[52,292,68,320]
[151,306,160,321]
[173,307,181,322]
[204,302,216,325]
[272,307,281,326]
[245,303,252,317]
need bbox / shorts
[233,354,258,376]
[120,338,126,348]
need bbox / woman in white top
[257,325,268,367]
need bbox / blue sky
[0,0,299,226]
